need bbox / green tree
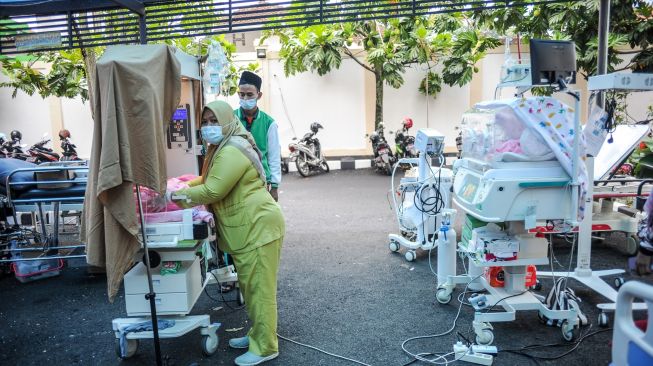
[473,0,653,77]
[0,35,255,102]
[0,0,257,103]
[263,13,499,128]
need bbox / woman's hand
[269,187,279,202]
[166,190,175,203]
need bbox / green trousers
[232,238,283,356]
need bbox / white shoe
[234,351,279,366]
[229,336,249,349]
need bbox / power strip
[453,342,493,365]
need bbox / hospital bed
[1,161,88,265]
[531,124,651,256]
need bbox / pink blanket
[136,175,214,224]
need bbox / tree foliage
[473,0,653,77]
[263,11,499,127]
[0,0,255,102]
[1,50,89,100]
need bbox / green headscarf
[202,100,266,183]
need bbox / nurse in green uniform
[172,100,284,366]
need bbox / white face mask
[201,125,223,145]
[239,98,257,110]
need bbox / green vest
[235,108,274,183]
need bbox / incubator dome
[459,101,555,163]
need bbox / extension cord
[453,342,493,365]
[471,345,498,354]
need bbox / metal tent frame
[1,0,575,54]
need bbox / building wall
[1,47,652,160]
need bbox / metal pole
[136,184,163,366]
[139,13,147,44]
[597,0,610,107]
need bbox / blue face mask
[201,125,224,145]
[239,98,257,111]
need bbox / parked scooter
[392,117,417,169]
[27,134,60,163]
[58,129,80,161]
[6,130,30,160]
[0,133,8,158]
[368,122,396,176]
[288,122,330,177]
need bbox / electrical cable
[273,74,298,139]
[401,275,483,365]
[501,326,612,361]
[277,333,372,366]
[205,270,246,311]
[479,291,528,314]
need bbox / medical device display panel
[167,104,192,149]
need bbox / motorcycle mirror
[389,131,394,134]
[292,137,297,141]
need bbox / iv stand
[136,184,163,366]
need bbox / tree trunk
[374,66,383,129]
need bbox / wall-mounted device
[167,104,192,150]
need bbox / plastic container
[12,259,63,283]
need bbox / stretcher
[1,161,88,264]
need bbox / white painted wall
[0,74,52,149]
[60,97,93,159]
[2,48,652,160]
[266,59,368,152]
[384,64,471,147]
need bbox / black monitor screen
[530,39,577,86]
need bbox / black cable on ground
[204,270,246,311]
[500,327,612,361]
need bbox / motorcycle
[288,122,330,177]
[3,130,30,160]
[59,129,81,161]
[392,118,417,169]
[368,122,396,176]
[394,118,417,158]
[27,135,60,164]
[0,133,8,158]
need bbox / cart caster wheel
[436,288,452,304]
[561,320,579,342]
[614,277,625,289]
[389,241,400,253]
[598,312,610,328]
[405,250,416,262]
[626,235,639,256]
[475,329,494,345]
[115,338,139,359]
[202,334,219,356]
[537,311,548,324]
[236,287,245,306]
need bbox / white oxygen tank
[437,209,457,286]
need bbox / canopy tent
[0,0,577,54]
